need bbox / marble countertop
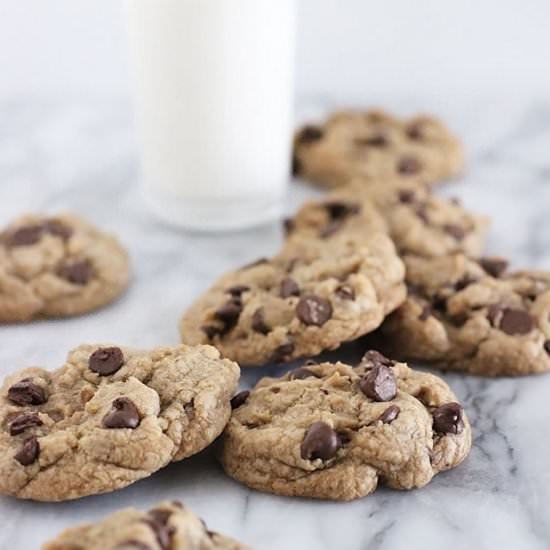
[1,96,550,549]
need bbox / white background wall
[0,0,549,100]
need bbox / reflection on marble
[1,96,550,549]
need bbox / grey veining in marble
[1,96,550,549]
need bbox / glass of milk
[125,0,296,231]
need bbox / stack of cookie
[1,108,544,549]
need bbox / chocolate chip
[479,257,508,278]
[7,379,47,406]
[545,341,550,355]
[297,125,323,144]
[360,365,397,402]
[283,218,295,236]
[9,412,43,435]
[418,305,432,321]
[398,189,416,203]
[406,124,423,140]
[289,367,319,380]
[201,325,221,340]
[336,284,355,300]
[455,275,478,291]
[214,298,243,334]
[230,390,250,409]
[103,397,140,429]
[300,421,341,461]
[499,308,535,335]
[292,154,302,176]
[356,134,387,147]
[15,436,40,465]
[56,259,92,285]
[215,299,243,323]
[43,219,73,241]
[226,285,249,297]
[271,339,295,363]
[432,402,464,434]
[319,219,344,238]
[280,277,300,298]
[143,508,175,550]
[6,225,44,247]
[240,257,268,270]
[379,405,400,424]
[360,350,394,369]
[324,201,360,220]
[397,156,421,175]
[116,540,152,550]
[443,224,466,241]
[296,295,332,326]
[251,308,270,335]
[88,347,125,376]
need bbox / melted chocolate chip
[43,219,73,241]
[56,259,92,285]
[479,257,508,278]
[88,347,125,376]
[418,304,432,321]
[283,218,295,236]
[239,257,268,270]
[6,225,44,247]
[214,298,243,334]
[143,508,175,550]
[296,295,333,326]
[297,125,324,144]
[103,397,140,429]
[116,540,152,550]
[356,134,388,147]
[292,154,302,176]
[300,421,341,461]
[360,365,397,402]
[325,201,360,220]
[336,284,355,300]
[414,203,430,224]
[271,340,295,363]
[397,156,421,175]
[455,275,478,291]
[319,219,344,238]
[7,379,47,406]
[398,189,416,203]
[226,285,249,297]
[15,436,40,465]
[545,341,550,355]
[289,367,319,380]
[251,308,270,335]
[379,405,400,424]
[406,124,423,140]
[280,277,300,298]
[443,224,466,241]
[9,412,43,435]
[201,325,221,340]
[432,403,464,434]
[230,390,250,409]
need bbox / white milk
[126,0,296,231]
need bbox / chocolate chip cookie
[293,109,464,189]
[0,344,239,501]
[43,500,249,550]
[220,353,471,500]
[380,254,550,375]
[286,184,489,259]
[179,228,406,366]
[0,213,130,322]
